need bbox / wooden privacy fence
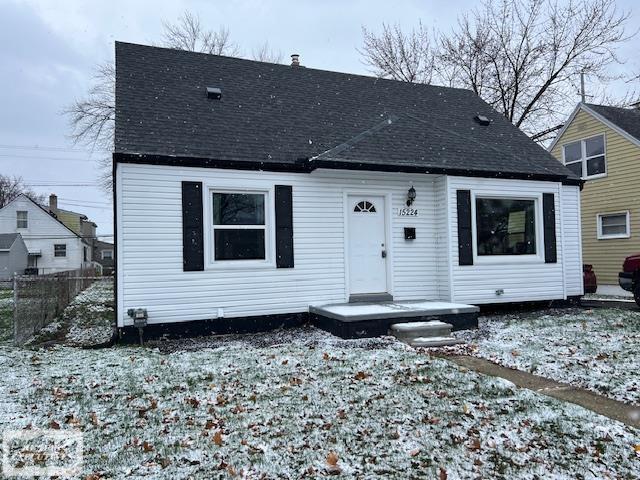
[13,268,100,345]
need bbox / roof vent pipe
[473,115,491,126]
[291,54,300,67]
[206,87,222,100]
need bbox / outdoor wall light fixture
[406,186,416,206]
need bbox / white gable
[0,194,87,273]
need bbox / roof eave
[114,152,580,186]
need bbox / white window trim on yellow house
[596,211,631,240]
[561,133,607,180]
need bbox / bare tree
[360,0,633,138]
[64,63,115,192]
[360,22,435,84]
[160,11,240,56]
[252,41,284,64]
[65,11,241,193]
[0,175,45,209]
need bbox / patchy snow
[0,326,638,478]
[0,288,13,341]
[63,280,114,347]
[19,280,115,348]
[451,308,640,405]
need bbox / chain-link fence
[13,268,102,345]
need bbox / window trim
[16,210,28,229]
[562,133,607,180]
[205,187,274,269]
[471,192,545,265]
[54,244,67,258]
[101,250,113,260]
[597,211,630,240]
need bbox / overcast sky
[1,0,639,237]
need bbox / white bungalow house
[113,42,583,338]
[0,194,93,274]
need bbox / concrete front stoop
[389,321,464,348]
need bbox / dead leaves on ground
[326,451,341,475]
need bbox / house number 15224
[398,208,418,216]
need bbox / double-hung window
[17,211,28,229]
[475,197,538,257]
[597,212,630,240]
[102,250,113,260]
[563,134,606,179]
[54,244,67,257]
[212,192,267,261]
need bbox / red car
[619,253,640,306]
[583,264,597,294]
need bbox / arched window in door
[354,201,376,213]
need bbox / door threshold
[349,293,393,303]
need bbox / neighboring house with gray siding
[94,240,114,275]
[0,233,28,279]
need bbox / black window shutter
[275,185,294,268]
[182,181,204,271]
[543,193,557,264]
[456,190,473,266]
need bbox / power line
[59,204,111,210]
[58,197,111,205]
[19,234,114,239]
[0,153,96,162]
[26,183,99,187]
[0,144,108,154]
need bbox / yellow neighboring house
[549,103,640,287]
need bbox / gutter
[113,152,582,186]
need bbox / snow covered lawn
[453,308,640,405]
[24,280,115,347]
[62,279,115,347]
[0,288,13,342]
[1,328,639,478]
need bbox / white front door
[348,195,388,295]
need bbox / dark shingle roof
[0,233,20,250]
[115,42,578,182]
[586,104,640,143]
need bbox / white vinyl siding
[447,177,582,304]
[116,164,444,327]
[0,195,86,274]
[561,185,583,296]
[116,165,584,326]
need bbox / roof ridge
[115,41,473,95]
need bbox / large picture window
[563,134,606,179]
[476,198,537,256]
[212,192,266,261]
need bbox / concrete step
[409,336,464,348]
[389,320,453,341]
